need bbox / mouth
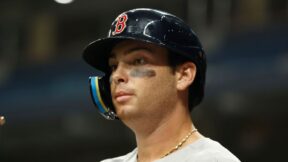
[114,91,134,103]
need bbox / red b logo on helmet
[112,13,128,35]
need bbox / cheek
[136,68,177,112]
[129,68,156,78]
[129,68,163,91]
[136,68,176,95]
[109,68,156,85]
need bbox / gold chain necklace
[162,128,198,158]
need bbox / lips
[114,90,134,103]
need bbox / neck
[128,105,201,162]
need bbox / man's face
[108,40,178,121]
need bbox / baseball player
[83,8,240,162]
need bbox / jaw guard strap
[89,76,117,120]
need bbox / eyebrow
[109,46,154,59]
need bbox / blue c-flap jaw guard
[89,76,117,120]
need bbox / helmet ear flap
[89,76,118,120]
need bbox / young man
[83,8,240,162]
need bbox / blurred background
[0,0,287,161]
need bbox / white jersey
[101,137,241,162]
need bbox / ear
[175,62,196,91]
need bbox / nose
[110,63,128,85]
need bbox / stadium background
[0,0,287,161]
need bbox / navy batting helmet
[83,8,206,120]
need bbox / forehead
[109,40,168,58]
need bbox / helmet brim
[83,37,121,74]
[83,36,164,74]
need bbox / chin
[115,105,140,120]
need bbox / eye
[108,58,118,72]
[109,64,118,72]
[133,58,146,65]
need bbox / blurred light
[54,0,74,4]
[0,116,5,126]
